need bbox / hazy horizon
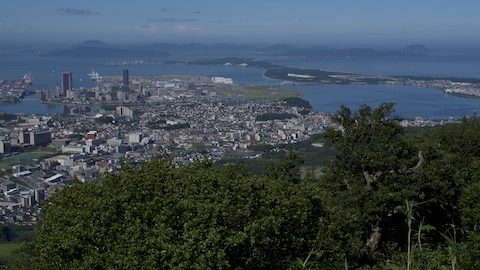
[1,0,480,47]
[1,40,480,55]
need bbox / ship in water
[0,73,34,103]
[88,70,103,82]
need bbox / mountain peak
[403,44,430,54]
[79,40,111,48]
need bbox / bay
[291,84,480,120]
[1,54,480,119]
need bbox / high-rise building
[0,141,11,154]
[122,69,129,89]
[116,106,134,117]
[34,189,45,205]
[116,91,127,101]
[46,88,58,99]
[29,131,52,146]
[61,72,73,96]
[128,133,142,144]
[21,195,34,208]
[18,130,30,145]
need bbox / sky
[0,0,479,46]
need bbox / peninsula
[169,57,480,98]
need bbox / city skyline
[1,0,480,46]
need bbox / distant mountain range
[279,45,431,58]
[42,40,431,59]
[78,40,112,48]
[129,42,259,52]
[43,40,171,58]
[403,44,431,54]
[44,47,171,58]
[42,41,294,58]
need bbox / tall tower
[61,72,73,96]
[122,69,129,89]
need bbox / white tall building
[212,77,233,85]
[128,133,142,144]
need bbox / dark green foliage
[325,103,417,178]
[22,159,327,269]
[94,115,115,124]
[0,113,18,122]
[0,226,34,243]
[265,151,304,184]
[240,135,336,174]
[281,97,313,110]
[459,177,480,269]
[146,119,167,129]
[248,143,275,152]
[319,104,480,267]
[322,104,420,264]
[147,120,189,130]
[101,104,117,111]
[0,227,12,243]
[161,123,190,130]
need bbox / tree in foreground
[319,104,480,268]
[17,159,327,269]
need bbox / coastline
[177,57,480,98]
[262,68,480,98]
[2,59,480,119]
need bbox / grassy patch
[219,134,336,175]
[1,226,35,243]
[0,243,23,260]
[0,150,57,171]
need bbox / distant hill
[262,44,297,53]
[129,43,259,53]
[78,40,112,48]
[43,41,430,59]
[210,43,258,51]
[43,47,170,58]
[43,41,170,58]
[279,47,426,58]
[128,42,208,52]
[403,44,430,55]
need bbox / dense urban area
[0,69,454,228]
[0,68,476,270]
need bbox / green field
[0,150,56,171]
[0,243,23,260]
[219,134,336,175]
